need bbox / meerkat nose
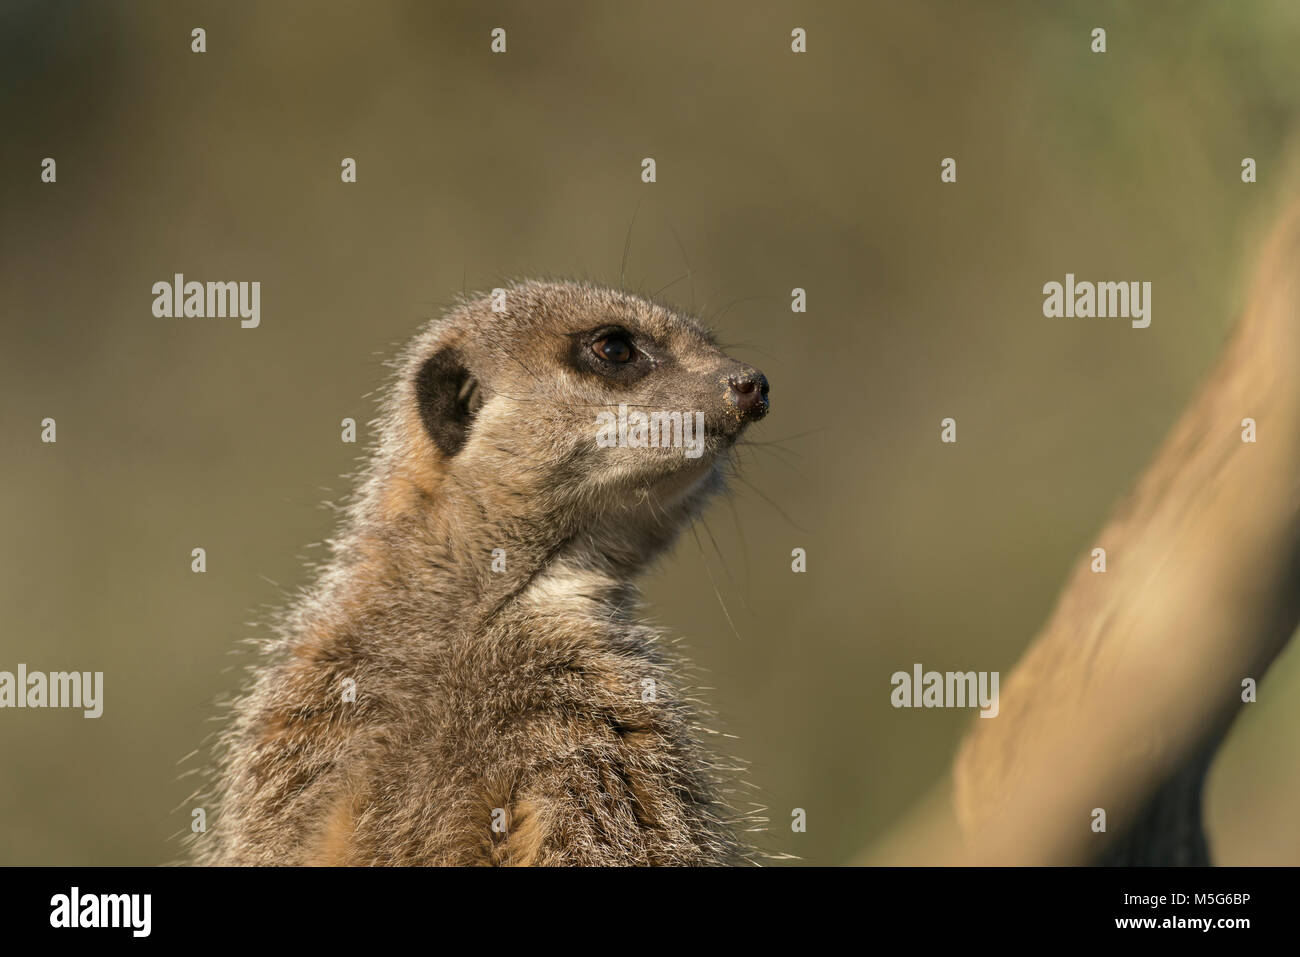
[727,368,770,420]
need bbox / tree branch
[945,206,1300,865]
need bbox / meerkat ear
[414,346,481,457]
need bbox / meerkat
[195,280,770,866]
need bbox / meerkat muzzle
[726,367,770,421]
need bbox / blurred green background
[2,0,1298,865]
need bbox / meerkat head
[377,280,768,560]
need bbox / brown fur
[193,281,768,866]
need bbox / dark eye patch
[567,326,653,385]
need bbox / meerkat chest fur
[200,281,769,866]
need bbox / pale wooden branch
[949,205,1300,865]
[867,205,1300,866]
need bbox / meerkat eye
[592,333,634,364]
[571,326,650,383]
